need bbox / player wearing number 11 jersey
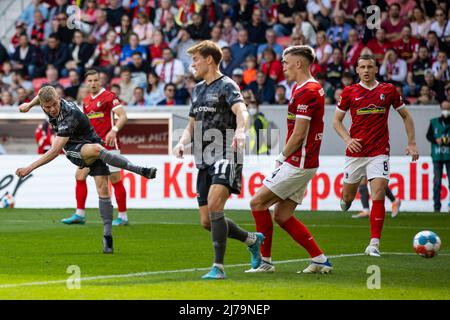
[333,54,419,257]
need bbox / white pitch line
[0,252,448,289]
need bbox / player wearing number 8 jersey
[333,54,419,257]
[248,45,332,274]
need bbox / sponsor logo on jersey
[193,106,217,113]
[206,93,219,102]
[87,111,105,119]
[297,104,308,112]
[356,104,385,115]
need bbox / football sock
[370,200,385,240]
[252,209,273,258]
[225,217,251,243]
[76,209,85,217]
[280,216,323,258]
[210,212,228,265]
[262,257,272,263]
[213,263,224,271]
[99,197,113,237]
[76,179,87,214]
[359,183,370,211]
[385,187,395,202]
[112,180,127,215]
[311,254,327,263]
[118,212,128,220]
[99,149,145,176]
[370,238,380,247]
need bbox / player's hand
[105,130,117,147]
[18,102,32,113]
[406,144,419,161]
[16,166,32,177]
[231,129,246,152]
[173,143,184,158]
[345,138,363,153]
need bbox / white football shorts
[343,155,390,184]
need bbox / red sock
[112,180,127,213]
[280,216,323,258]
[76,180,87,210]
[370,200,385,239]
[252,209,273,258]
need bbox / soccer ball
[0,193,15,209]
[413,231,441,258]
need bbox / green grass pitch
[0,209,448,300]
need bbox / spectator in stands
[0,90,15,106]
[119,67,137,105]
[11,34,37,78]
[381,3,408,42]
[49,0,69,22]
[157,83,183,106]
[341,70,356,88]
[98,71,110,90]
[411,7,432,39]
[161,12,179,43]
[130,87,146,106]
[261,48,284,83]
[177,75,197,104]
[366,28,392,65]
[406,45,432,97]
[326,47,345,89]
[144,71,165,106]
[133,12,155,46]
[231,68,245,91]
[81,0,97,27]
[65,30,95,77]
[274,85,288,105]
[290,32,305,46]
[15,87,31,105]
[392,25,420,67]
[155,48,185,88]
[432,50,450,82]
[200,0,224,28]
[231,29,256,68]
[233,0,253,28]
[149,29,169,67]
[221,16,238,46]
[129,52,151,88]
[274,0,306,36]
[76,85,88,106]
[19,0,50,26]
[315,31,333,73]
[426,31,442,62]
[115,14,133,47]
[64,69,81,101]
[430,8,450,41]
[86,30,121,78]
[186,12,210,41]
[170,28,196,71]
[52,12,74,45]
[154,0,178,29]
[247,9,269,45]
[246,70,275,104]
[1,62,13,86]
[342,29,364,70]
[256,0,279,27]
[42,65,60,87]
[307,0,332,31]
[120,33,148,66]
[54,83,65,99]
[380,49,407,85]
[257,29,283,63]
[210,25,228,49]
[417,85,438,105]
[243,55,258,86]
[105,0,125,28]
[219,46,237,78]
[291,12,316,47]
[334,0,359,20]
[129,0,155,25]
[424,69,446,103]
[315,71,334,103]
[10,21,27,53]
[326,10,352,46]
[0,74,10,93]
[89,9,110,44]
[41,33,70,77]
[27,10,52,47]
[353,9,372,44]
[9,71,33,97]
[175,0,202,28]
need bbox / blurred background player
[352,177,401,218]
[173,41,263,280]
[249,45,332,274]
[35,120,56,154]
[334,55,419,257]
[61,69,129,226]
[16,86,157,253]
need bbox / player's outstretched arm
[15,136,69,177]
[397,107,419,161]
[173,117,195,158]
[231,102,248,151]
[333,110,362,154]
[18,95,41,113]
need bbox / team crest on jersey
[97,102,102,108]
[356,104,385,115]
[380,94,385,101]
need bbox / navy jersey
[189,75,245,169]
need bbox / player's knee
[250,196,264,211]
[372,188,386,201]
[274,213,288,226]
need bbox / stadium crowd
[0,0,449,107]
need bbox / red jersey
[83,88,123,150]
[285,79,325,169]
[336,81,405,158]
[366,39,392,64]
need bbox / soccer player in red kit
[248,45,332,274]
[333,55,419,257]
[62,69,130,226]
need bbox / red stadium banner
[119,120,170,154]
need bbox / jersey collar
[91,88,105,100]
[358,81,379,91]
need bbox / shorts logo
[356,104,385,115]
